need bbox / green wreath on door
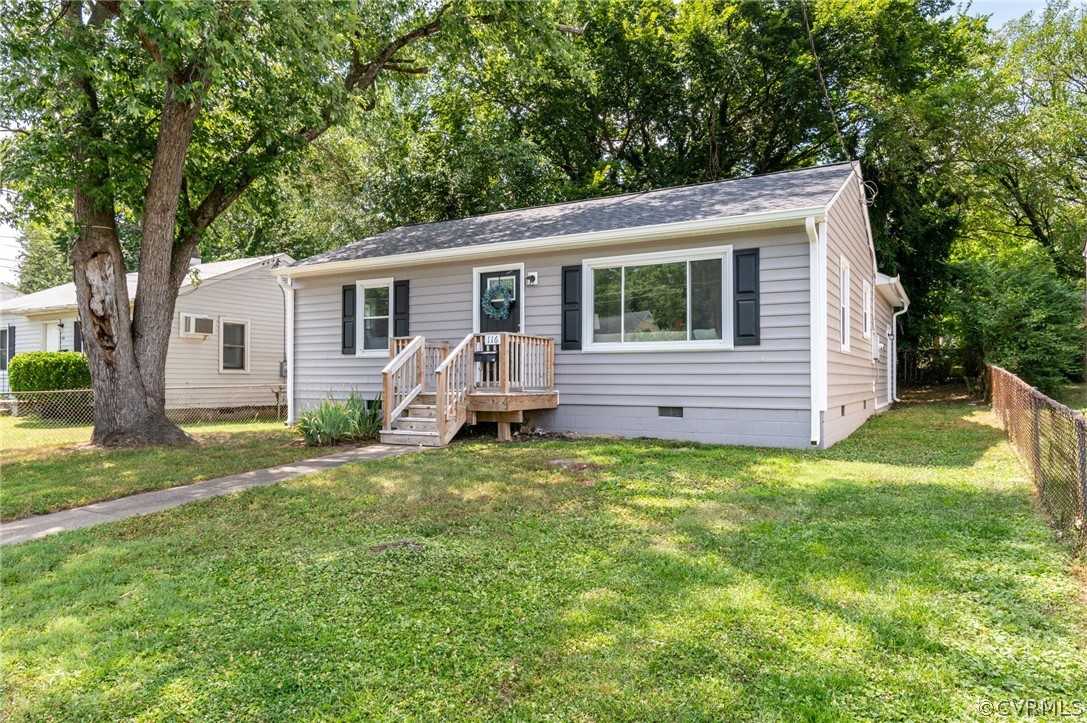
[480,284,513,321]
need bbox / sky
[0,0,1064,290]
[958,0,1051,25]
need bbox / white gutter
[274,206,828,278]
[891,300,910,403]
[806,216,828,447]
[276,275,296,424]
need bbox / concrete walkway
[1,444,420,546]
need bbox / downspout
[806,216,827,447]
[891,300,909,403]
[276,275,295,425]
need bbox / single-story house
[1,255,292,410]
[275,162,908,449]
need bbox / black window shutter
[73,320,82,352]
[734,248,760,346]
[561,265,582,350]
[341,284,356,354]
[393,280,410,337]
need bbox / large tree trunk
[71,193,193,447]
[62,0,195,447]
[55,0,486,446]
[130,92,204,413]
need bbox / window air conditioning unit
[180,313,215,338]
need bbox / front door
[478,269,521,334]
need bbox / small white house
[277,163,908,449]
[1,256,292,409]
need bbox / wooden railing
[385,332,556,443]
[434,334,476,445]
[381,335,425,430]
[391,337,449,392]
[474,333,554,393]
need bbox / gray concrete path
[1,444,420,546]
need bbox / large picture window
[584,246,732,350]
[356,278,393,354]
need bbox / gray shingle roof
[294,162,856,267]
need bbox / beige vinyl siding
[822,173,879,447]
[293,226,813,446]
[163,262,286,408]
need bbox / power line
[799,0,851,160]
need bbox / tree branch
[97,1,165,64]
[183,3,573,242]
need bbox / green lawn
[1053,382,1087,413]
[3,398,1085,721]
[1,420,336,521]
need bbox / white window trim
[581,245,734,353]
[472,263,525,334]
[840,256,851,352]
[355,277,394,357]
[862,279,872,340]
[219,317,251,374]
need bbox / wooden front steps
[379,333,557,448]
[381,397,442,447]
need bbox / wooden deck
[381,333,557,447]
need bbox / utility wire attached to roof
[799,0,851,161]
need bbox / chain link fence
[2,384,286,451]
[990,365,1086,550]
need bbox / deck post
[382,371,392,430]
[436,368,447,444]
[500,333,511,395]
[416,342,425,392]
[497,421,512,442]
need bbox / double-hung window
[220,318,249,372]
[584,245,732,351]
[0,328,7,371]
[356,278,393,354]
[839,256,851,352]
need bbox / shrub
[296,394,382,446]
[948,249,1083,395]
[8,351,91,391]
[8,352,93,422]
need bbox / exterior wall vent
[180,313,215,338]
[658,406,684,418]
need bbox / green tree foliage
[948,247,1083,393]
[0,0,573,445]
[959,2,1087,280]
[15,222,71,293]
[217,0,985,347]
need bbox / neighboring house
[276,162,908,449]
[0,283,24,391]
[1,256,292,409]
